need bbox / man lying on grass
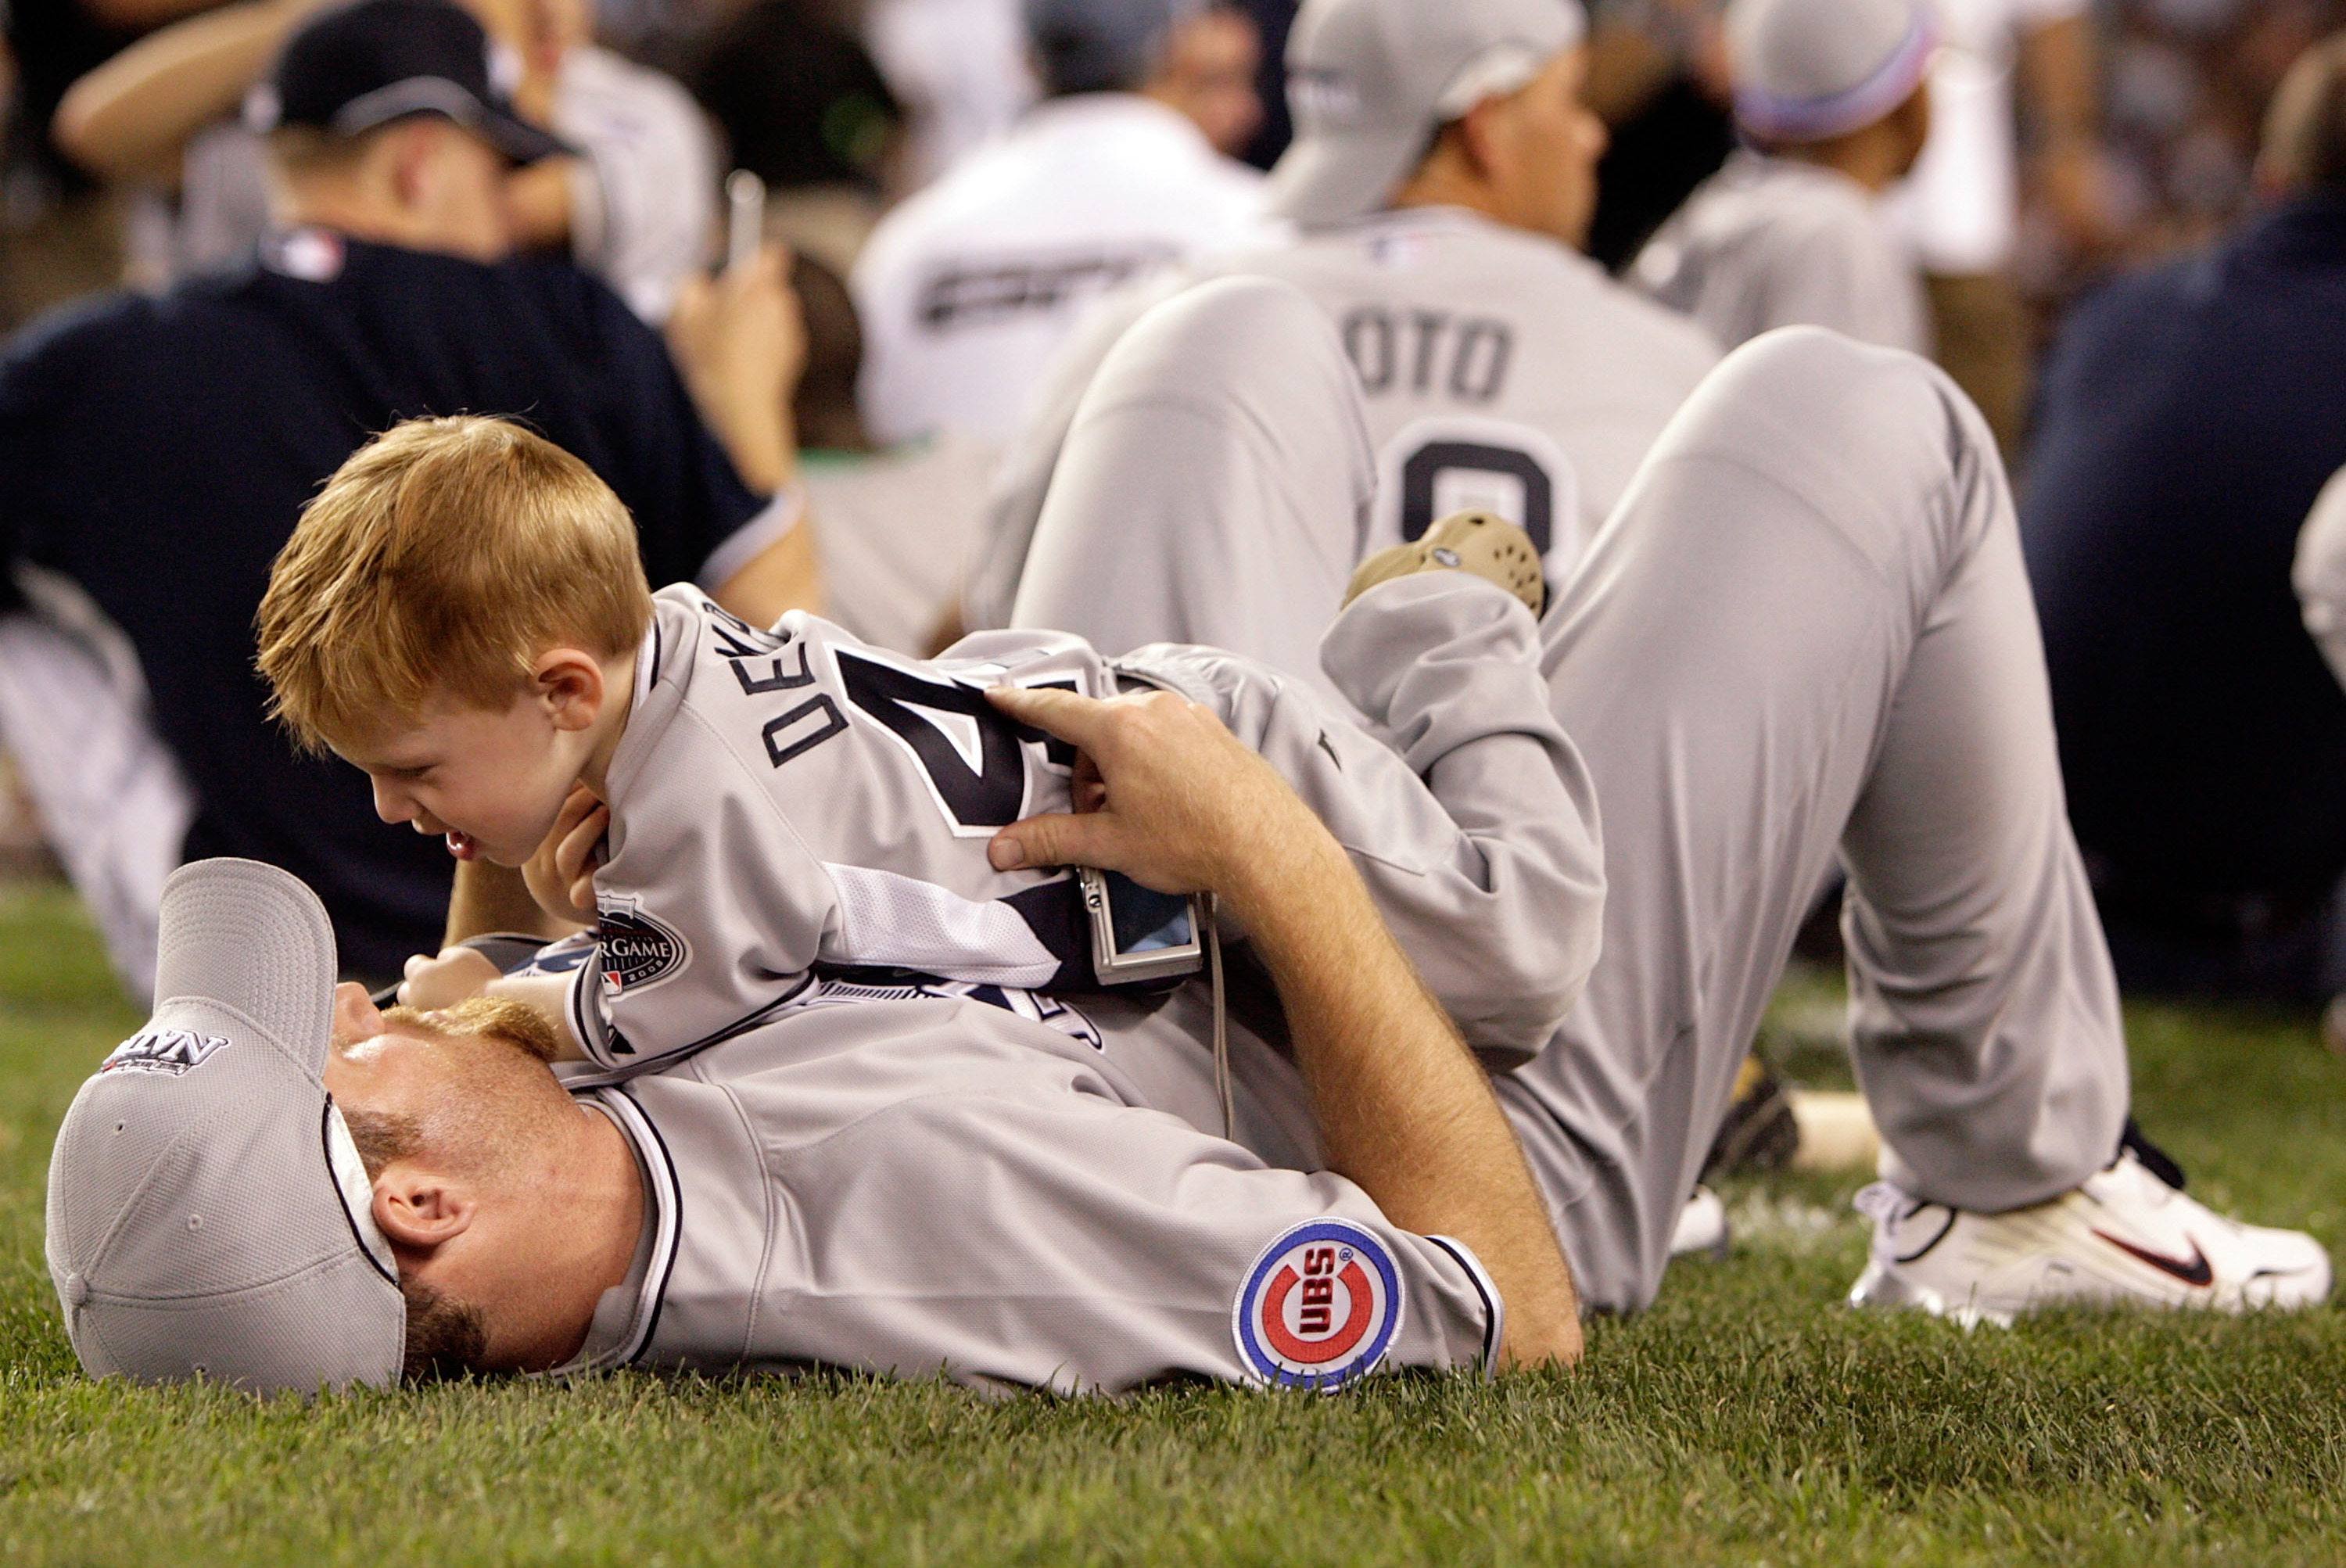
[44,296,2336,1398]
[47,680,1580,1391]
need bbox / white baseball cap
[1727,0,1935,145]
[45,859,404,1394]
[1266,0,1587,228]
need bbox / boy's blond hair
[256,415,652,751]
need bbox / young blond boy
[257,414,1599,1071]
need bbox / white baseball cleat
[1669,1184,1730,1259]
[1846,1150,2333,1328]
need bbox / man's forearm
[1221,831,1583,1366]
[55,0,310,180]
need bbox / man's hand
[396,946,500,1010]
[984,686,1339,910]
[524,785,608,923]
[985,680,1583,1369]
[665,243,805,495]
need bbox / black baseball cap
[246,0,572,165]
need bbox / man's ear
[532,648,608,734]
[1450,96,1507,185]
[385,118,443,211]
[372,1165,478,1250]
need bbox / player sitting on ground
[253,414,1602,1075]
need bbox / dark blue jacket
[2022,195,2346,927]
[0,232,762,978]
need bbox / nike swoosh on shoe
[2091,1229,2215,1288]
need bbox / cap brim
[328,76,576,166]
[467,105,574,166]
[1264,123,1431,228]
[154,858,339,1070]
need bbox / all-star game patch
[595,904,688,999]
[1232,1218,1403,1390]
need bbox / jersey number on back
[1372,416,1583,580]
[835,652,1069,834]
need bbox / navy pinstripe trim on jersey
[590,1088,683,1370]
[1425,1234,1503,1379]
[562,969,820,1086]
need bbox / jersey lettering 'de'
[573,587,1115,1070]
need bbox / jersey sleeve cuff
[1425,1233,1504,1379]
[697,484,807,595]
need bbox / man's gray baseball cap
[1267,0,1587,228]
[45,859,403,1394]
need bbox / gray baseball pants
[1028,280,2130,1311]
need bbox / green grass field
[2,881,2342,1566]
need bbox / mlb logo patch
[1232,1218,1402,1390]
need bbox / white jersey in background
[863,0,1038,193]
[1883,0,2084,276]
[561,580,1600,1073]
[1631,152,1931,355]
[967,205,1720,630]
[849,94,1274,447]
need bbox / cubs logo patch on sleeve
[1232,1218,1403,1390]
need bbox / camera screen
[1105,870,1195,955]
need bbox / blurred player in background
[850,0,1272,450]
[969,0,1718,677]
[1883,0,2113,450]
[52,0,718,322]
[1631,0,1932,353]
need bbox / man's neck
[1773,132,1907,196]
[519,1101,650,1368]
[279,192,423,253]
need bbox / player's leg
[1498,326,2136,1309]
[1008,275,1372,709]
[1128,568,1605,1065]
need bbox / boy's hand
[524,785,608,922]
[396,946,501,1010]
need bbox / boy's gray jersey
[1629,152,1931,356]
[566,577,1601,1071]
[555,988,1501,1394]
[967,206,1720,632]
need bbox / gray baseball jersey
[548,985,1501,1393]
[1629,152,1931,355]
[567,576,1600,1072]
[966,206,1722,631]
